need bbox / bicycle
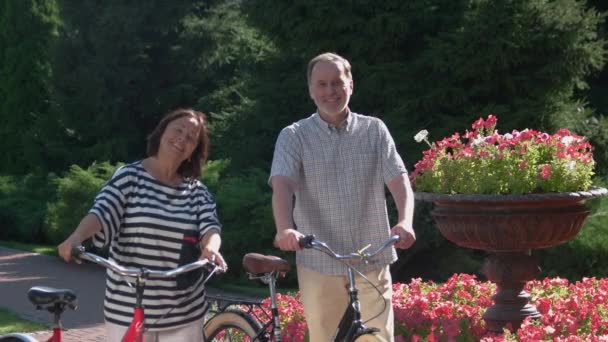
[0,247,218,342]
[203,234,399,342]
[0,284,76,342]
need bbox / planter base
[482,252,541,332]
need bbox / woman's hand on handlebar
[274,228,305,251]
[202,247,227,273]
[391,224,416,249]
[57,237,83,264]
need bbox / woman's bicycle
[0,247,219,342]
[203,234,399,342]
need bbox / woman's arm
[200,230,227,271]
[57,213,102,263]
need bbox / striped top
[270,112,407,275]
[89,161,221,330]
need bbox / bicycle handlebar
[298,235,399,263]
[72,246,218,279]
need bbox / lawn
[0,241,57,257]
[0,308,46,335]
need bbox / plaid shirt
[270,112,407,275]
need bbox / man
[269,52,416,341]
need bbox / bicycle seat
[242,253,290,275]
[27,286,78,310]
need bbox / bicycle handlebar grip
[71,246,85,259]
[298,235,315,248]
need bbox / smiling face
[158,115,201,163]
[308,60,353,123]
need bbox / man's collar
[314,109,352,133]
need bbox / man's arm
[271,175,304,251]
[386,173,416,249]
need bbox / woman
[58,108,226,341]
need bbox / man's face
[308,61,353,119]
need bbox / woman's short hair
[307,52,352,84]
[146,108,209,180]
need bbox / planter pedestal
[416,187,607,332]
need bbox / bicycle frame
[301,235,399,341]
[73,247,218,342]
[121,276,146,342]
[204,236,398,342]
[333,267,379,341]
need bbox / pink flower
[540,164,551,180]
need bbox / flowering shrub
[411,115,595,194]
[257,274,608,341]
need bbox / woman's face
[158,115,201,163]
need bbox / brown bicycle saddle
[242,253,290,275]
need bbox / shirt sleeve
[378,120,407,183]
[198,186,222,237]
[89,167,128,249]
[269,126,302,186]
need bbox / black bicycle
[203,235,399,341]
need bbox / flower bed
[258,274,608,341]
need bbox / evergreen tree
[52,1,211,166]
[0,0,61,173]
[240,0,606,169]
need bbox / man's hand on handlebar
[274,228,305,251]
[391,224,416,249]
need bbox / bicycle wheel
[0,333,39,342]
[204,309,264,341]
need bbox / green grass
[0,241,57,256]
[0,308,46,335]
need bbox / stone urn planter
[415,187,608,332]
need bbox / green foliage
[241,0,607,173]
[202,159,232,193]
[538,177,608,279]
[45,162,122,244]
[51,1,205,167]
[0,173,57,242]
[0,0,63,174]
[211,168,296,283]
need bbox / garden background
[1,0,608,289]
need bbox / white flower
[414,130,429,143]
[561,136,575,146]
[470,136,485,147]
[566,160,576,171]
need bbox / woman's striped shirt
[89,161,221,330]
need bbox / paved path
[0,247,257,341]
[0,247,106,341]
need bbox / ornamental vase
[415,187,607,332]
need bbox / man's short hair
[307,52,352,84]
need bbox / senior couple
[58,52,416,341]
